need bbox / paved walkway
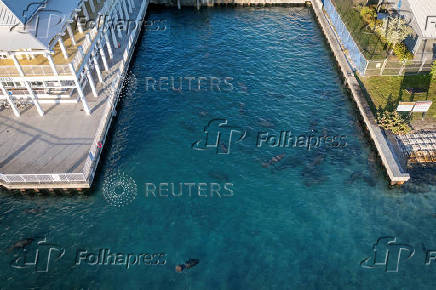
[0,0,144,183]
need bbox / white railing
[82,0,149,182]
[0,173,87,185]
[365,59,434,76]
[0,65,72,77]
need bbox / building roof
[407,0,436,38]
[0,0,81,52]
[0,0,46,26]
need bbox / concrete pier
[0,0,149,190]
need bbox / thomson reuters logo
[102,171,137,207]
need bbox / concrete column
[98,41,110,70]
[89,0,96,13]
[126,0,133,14]
[110,25,119,49]
[128,0,135,9]
[197,0,200,10]
[0,84,20,117]
[82,2,90,21]
[11,54,24,77]
[66,23,76,46]
[419,57,427,72]
[115,11,122,38]
[85,65,98,98]
[117,2,124,20]
[104,31,114,59]
[69,64,90,114]
[92,53,103,82]
[76,14,84,33]
[58,37,69,59]
[85,33,92,46]
[122,0,129,18]
[178,0,181,10]
[45,53,59,76]
[24,82,44,116]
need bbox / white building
[0,0,136,117]
[404,0,436,60]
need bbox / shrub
[431,60,436,79]
[376,16,413,46]
[360,6,377,28]
[393,42,414,61]
[377,111,411,135]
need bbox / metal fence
[365,59,434,76]
[323,0,368,74]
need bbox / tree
[376,16,413,46]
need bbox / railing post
[380,58,388,76]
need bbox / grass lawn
[361,73,436,122]
[333,0,388,60]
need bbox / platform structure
[0,0,149,189]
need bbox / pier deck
[0,0,148,190]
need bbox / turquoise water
[2,6,436,289]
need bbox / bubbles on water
[102,171,137,207]
[120,72,138,99]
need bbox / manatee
[7,238,34,253]
[257,118,275,128]
[208,171,230,182]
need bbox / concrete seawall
[309,0,410,185]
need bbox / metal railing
[82,0,148,182]
[0,173,87,185]
[0,65,72,77]
[365,59,434,76]
[323,0,368,74]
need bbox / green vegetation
[333,0,388,60]
[359,6,377,29]
[393,43,414,61]
[376,111,411,135]
[376,17,413,46]
[361,74,436,123]
[332,0,414,61]
[431,60,436,79]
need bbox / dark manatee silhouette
[208,170,230,182]
[7,238,34,253]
